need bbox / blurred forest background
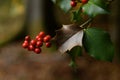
[0,0,120,80]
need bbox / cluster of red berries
[22,31,52,54]
[70,0,88,7]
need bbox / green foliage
[68,46,82,59]
[51,0,71,12]
[51,0,114,63]
[82,0,109,17]
[72,7,82,22]
[83,28,114,62]
[68,46,82,68]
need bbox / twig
[80,18,93,28]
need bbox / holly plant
[22,0,114,68]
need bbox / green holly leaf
[68,46,82,58]
[82,0,109,17]
[72,7,82,22]
[51,0,71,12]
[83,28,114,62]
[68,46,82,68]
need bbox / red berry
[36,35,40,40]
[45,42,51,48]
[22,42,29,48]
[81,0,88,4]
[70,1,77,7]
[25,35,31,41]
[34,48,41,54]
[30,39,36,46]
[28,45,35,51]
[37,37,43,42]
[36,41,43,47]
[39,31,46,38]
[24,40,29,44]
[35,35,43,41]
[43,35,51,42]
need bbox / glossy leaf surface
[82,0,109,17]
[83,28,114,62]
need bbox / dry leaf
[53,24,83,53]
